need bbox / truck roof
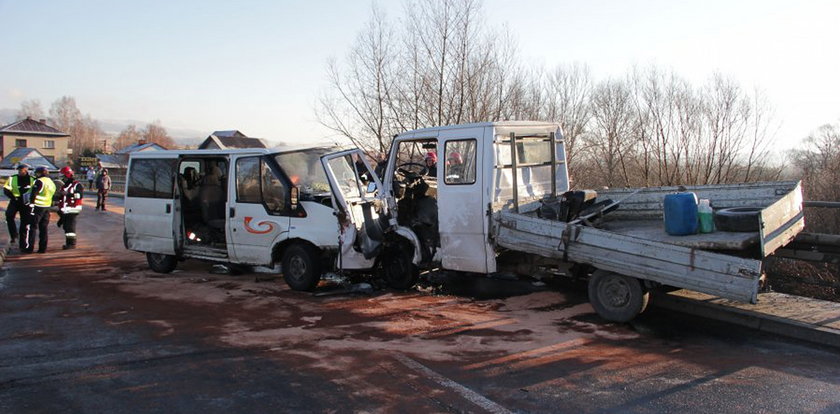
[395,121,560,138]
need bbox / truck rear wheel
[282,244,322,291]
[147,252,177,273]
[588,270,649,323]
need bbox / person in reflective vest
[21,166,56,254]
[3,163,33,245]
[57,166,83,249]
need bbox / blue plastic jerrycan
[664,192,699,235]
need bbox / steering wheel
[396,162,428,177]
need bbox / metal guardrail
[804,201,840,209]
[776,200,840,265]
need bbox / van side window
[236,156,286,214]
[444,139,477,185]
[128,158,176,198]
[236,157,261,203]
[262,160,285,212]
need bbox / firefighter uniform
[3,167,33,243]
[57,168,83,249]
[22,171,56,253]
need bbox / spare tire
[714,207,762,232]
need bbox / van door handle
[229,207,235,218]
[166,204,171,214]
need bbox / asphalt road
[1,196,840,413]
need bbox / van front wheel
[382,243,419,290]
[147,252,177,273]
[282,244,321,291]
[588,270,649,323]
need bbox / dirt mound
[765,257,840,302]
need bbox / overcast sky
[1,0,838,149]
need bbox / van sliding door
[124,156,179,254]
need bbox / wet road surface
[1,197,839,413]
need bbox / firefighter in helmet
[57,166,83,249]
[3,163,33,245]
[21,166,56,254]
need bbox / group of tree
[791,123,840,232]
[320,0,781,189]
[16,97,175,157]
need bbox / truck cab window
[444,139,476,185]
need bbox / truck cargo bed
[492,181,805,304]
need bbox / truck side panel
[494,212,762,303]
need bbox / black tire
[282,244,322,291]
[588,270,649,323]
[382,242,419,290]
[714,207,761,232]
[146,252,177,273]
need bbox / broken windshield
[274,148,333,198]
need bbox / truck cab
[320,121,567,283]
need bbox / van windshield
[273,148,332,198]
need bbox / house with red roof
[0,117,70,166]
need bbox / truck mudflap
[494,212,762,304]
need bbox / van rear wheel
[147,252,177,273]
[588,270,649,323]
[282,244,321,291]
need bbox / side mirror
[290,186,299,209]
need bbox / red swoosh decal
[244,217,276,234]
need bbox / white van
[124,146,391,290]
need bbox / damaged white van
[124,146,388,290]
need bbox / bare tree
[320,4,784,188]
[792,122,840,232]
[544,63,592,181]
[17,99,45,120]
[319,0,516,154]
[114,124,143,150]
[142,121,176,148]
[585,79,638,187]
[318,5,397,154]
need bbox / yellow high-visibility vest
[33,177,56,207]
[3,175,31,198]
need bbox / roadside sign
[79,156,98,167]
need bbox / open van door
[124,154,180,255]
[320,149,386,271]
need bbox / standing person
[21,166,56,254]
[57,166,83,249]
[86,167,96,190]
[95,168,111,211]
[3,163,33,245]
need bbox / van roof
[395,121,560,138]
[128,144,338,159]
